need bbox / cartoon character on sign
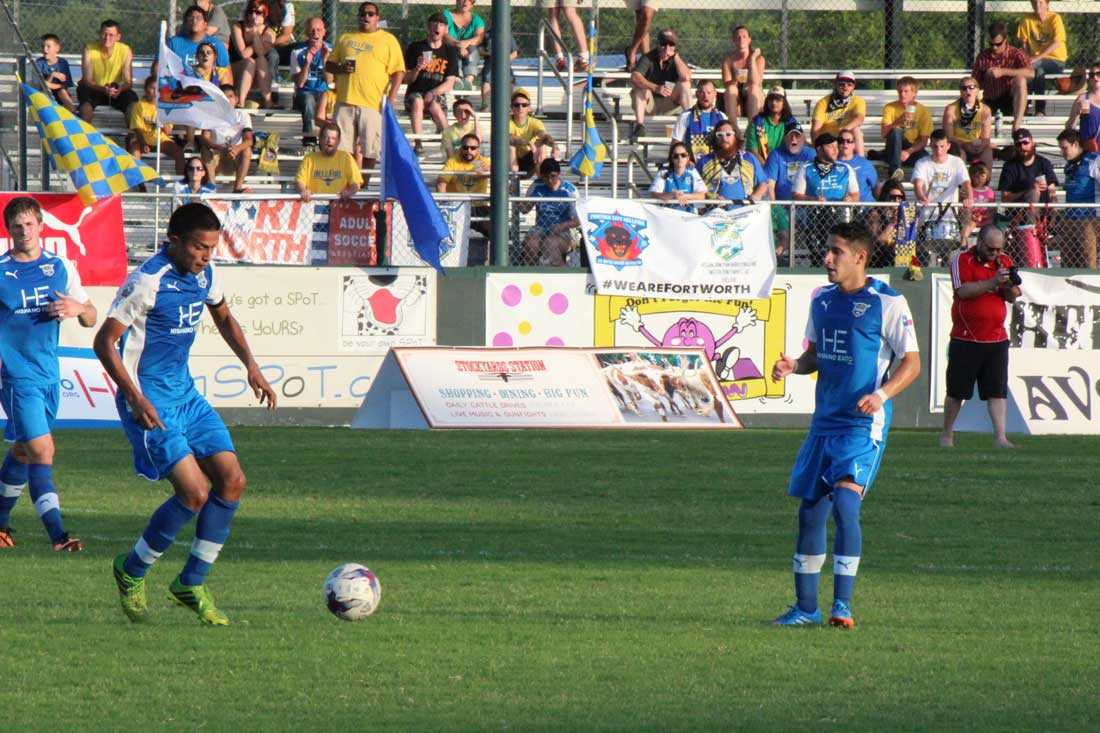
[587,212,649,270]
[617,305,758,381]
[342,274,428,336]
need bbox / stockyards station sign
[576,198,777,300]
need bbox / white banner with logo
[930,271,1100,434]
[390,201,471,268]
[576,198,776,301]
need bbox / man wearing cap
[999,127,1058,265]
[509,88,554,176]
[811,71,866,157]
[670,80,727,162]
[878,76,932,177]
[696,119,768,212]
[764,119,815,259]
[972,21,1032,132]
[747,86,796,164]
[944,76,994,167]
[629,28,692,143]
[792,132,860,264]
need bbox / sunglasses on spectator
[1089,71,1100,78]
[1015,138,1033,146]
[714,131,734,138]
[671,152,690,159]
[512,101,529,108]
[659,40,676,47]
[960,84,977,90]
[462,145,480,151]
[888,194,904,200]
[991,39,1006,48]
[836,80,855,87]
[359,10,378,17]
[187,166,205,172]
[838,138,855,144]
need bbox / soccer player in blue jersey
[94,203,276,625]
[0,197,97,552]
[770,221,921,628]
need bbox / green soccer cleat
[168,577,229,626]
[113,553,148,622]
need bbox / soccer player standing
[770,222,920,628]
[94,203,276,625]
[0,197,97,552]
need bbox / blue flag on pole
[569,20,606,178]
[379,100,449,272]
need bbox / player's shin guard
[0,451,27,529]
[179,494,239,586]
[794,496,831,613]
[832,487,863,604]
[27,464,65,544]
[123,496,197,578]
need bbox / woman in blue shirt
[649,142,707,213]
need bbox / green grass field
[3,428,1097,731]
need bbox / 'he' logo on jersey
[178,301,204,328]
[852,302,870,317]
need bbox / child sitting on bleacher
[127,77,185,176]
[961,162,995,246]
[35,33,76,113]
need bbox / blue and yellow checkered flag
[21,82,161,205]
[569,21,606,178]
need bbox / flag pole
[154,21,167,240]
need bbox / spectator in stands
[764,120,815,259]
[128,77,185,176]
[521,158,581,267]
[443,0,485,89]
[944,76,993,167]
[912,129,973,263]
[696,119,768,211]
[545,1,590,74]
[972,21,1032,133]
[441,98,481,160]
[671,80,726,162]
[960,162,996,246]
[649,141,706,212]
[77,19,137,123]
[36,34,75,113]
[629,28,691,143]
[295,123,362,202]
[1000,127,1058,205]
[178,1,230,48]
[173,156,216,207]
[404,13,460,155]
[1017,0,1065,117]
[720,25,765,121]
[326,2,405,172]
[811,71,866,157]
[510,88,554,177]
[265,1,297,76]
[479,25,518,112]
[624,1,657,72]
[230,1,276,108]
[436,132,492,243]
[1064,62,1100,153]
[1056,129,1100,268]
[792,133,860,265]
[865,179,919,268]
[877,76,931,178]
[747,86,795,164]
[199,84,253,193]
[291,17,329,147]
[167,5,231,71]
[191,41,233,86]
[837,130,879,202]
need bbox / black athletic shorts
[945,337,1010,401]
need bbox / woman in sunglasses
[865,179,919,268]
[173,156,217,209]
[230,0,276,108]
[649,142,706,213]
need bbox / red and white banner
[0,193,127,285]
[208,198,318,264]
[327,199,392,266]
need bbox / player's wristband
[874,388,889,402]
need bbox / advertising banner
[352,347,739,429]
[389,201,470,268]
[325,199,393,266]
[208,198,320,265]
[576,197,776,300]
[0,193,127,286]
[930,271,1100,434]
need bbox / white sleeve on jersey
[805,296,818,344]
[881,293,920,357]
[205,261,225,306]
[61,258,90,304]
[107,270,158,327]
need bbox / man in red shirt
[971,21,1034,132]
[940,225,1021,449]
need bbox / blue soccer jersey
[805,278,918,440]
[793,160,860,201]
[106,249,224,409]
[0,251,88,386]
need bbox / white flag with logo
[155,25,240,136]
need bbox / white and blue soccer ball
[323,563,381,621]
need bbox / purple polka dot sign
[485,274,594,348]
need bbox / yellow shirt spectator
[330,30,405,110]
[881,100,933,145]
[439,155,491,199]
[509,116,547,158]
[86,39,132,86]
[1017,10,1067,63]
[812,94,866,136]
[295,150,364,195]
[129,99,173,146]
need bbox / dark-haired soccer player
[770,222,920,628]
[94,203,276,625]
[0,196,97,552]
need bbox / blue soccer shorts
[118,391,236,481]
[787,432,886,501]
[1,382,59,443]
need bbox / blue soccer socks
[27,463,65,544]
[179,494,239,586]
[123,496,197,578]
[831,487,863,605]
[0,450,27,529]
[794,496,831,613]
